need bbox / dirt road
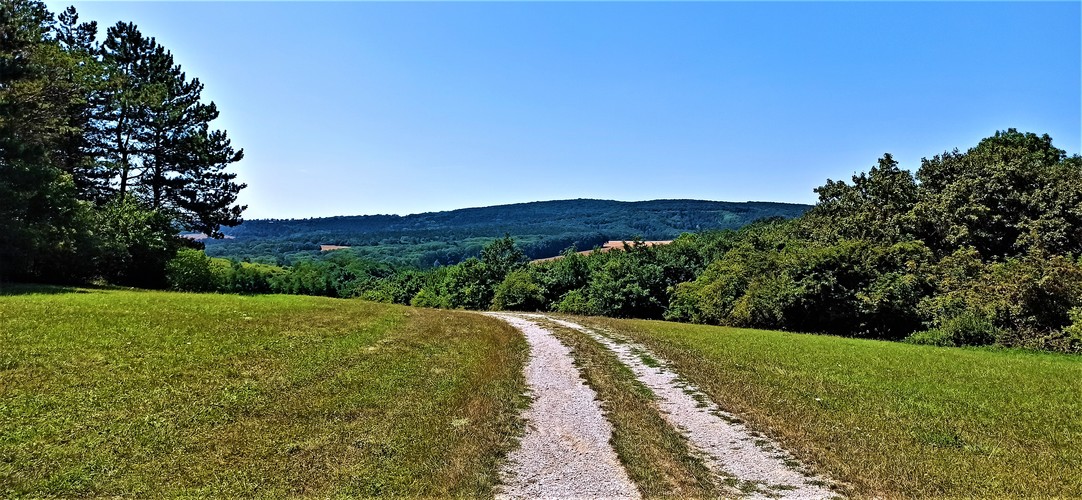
[489,313,839,499]
[486,313,640,499]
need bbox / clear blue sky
[53,1,1081,219]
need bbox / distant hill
[205,199,811,267]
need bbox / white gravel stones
[486,313,641,499]
[540,315,839,499]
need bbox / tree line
[1,1,244,286]
[166,130,1082,353]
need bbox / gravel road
[485,313,641,499]
[489,312,841,499]
[542,315,839,499]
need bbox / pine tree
[96,20,246,237]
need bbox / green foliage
[532,247,591,305]
[0,2,245,286]
[583,243,668,318]
[480,234,528,283]
[903,329,953,347]
[411,286,447,309]
[359,269,427,304]
[554,289,592,315]
[905,312,1000,347]
[914,129,1081,259]
[167,249,286,295]
[441,258,493,310]
[165,248,218,292]
[1059,308,1082,354]
[225,261,282,294]
[918,249,1082,351]
[492,269,544,311]
[93,198,180,288]
[663,131,1081,351]
[0,1,98,284]
[806,153,918,244]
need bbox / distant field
[0,287,527,497]
[573,316,1082,498]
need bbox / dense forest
[203,199,810,267]
[168,130,1082,353]
[0,2,245,287]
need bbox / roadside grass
[0,287,528,497]
[539,320,724,498]
[571,316,1082,498]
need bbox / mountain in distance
[205,198,811,267]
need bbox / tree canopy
[0,1,245,284]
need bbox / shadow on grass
[0,283,90,296]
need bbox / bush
[942,312,1000,346]
[906,312,999,347]
[1052,308,1082,353]
[410,287,446,309]
[228,261,282,294]
[94,199,180,288]
[554,289,591,315]
[492,269,544,311]
[920,248,1082,349]
[166,248,216,292]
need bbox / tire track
[485,313,640,499]
[537,314,840,499]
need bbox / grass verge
[539,319,723,498]
[0,287,528,497]
[570,316,1082,498]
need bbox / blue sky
[53,2,1081,219]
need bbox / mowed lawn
[0,287,527,497]
[575,317,1082,498]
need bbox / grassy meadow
[0,287,527,497]
[573,316,1082,498]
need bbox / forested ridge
[205,199,810,266]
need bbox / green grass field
[4,286,1079,498]
[573,316,1082,498]
[0,287,527,497]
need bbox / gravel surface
[540,315,839,499]
[486,313,641,499]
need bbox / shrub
[1053,308,1082,353]
[921,248,1082,349]
[228,261,283,294]
[492,269,544,311]
[410,287,446,309]
[166,248,216,292]
[94,199,179,288]
[554,289,591,315]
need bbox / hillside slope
[205,199,810,267]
